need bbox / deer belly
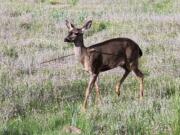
[100,65,111,72]
[100,59,125,72]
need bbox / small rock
[64,125,81,134]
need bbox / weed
[68,0,79,6]
[0,0,179,134]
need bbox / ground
[0,0,180,134]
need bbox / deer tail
[139,47,143,57]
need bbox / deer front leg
[115,68,130,96]
[82,73,98,111]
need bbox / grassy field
[0,0,180,134]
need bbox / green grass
[0,0,180,134]
[142,0,173,14]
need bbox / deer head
[64,20,92,44]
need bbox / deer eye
[74,32,79,35]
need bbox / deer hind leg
[131,60,144,99]
[82,73,98,111]
[115,65,130,96]
[95,77,101,105]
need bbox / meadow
[0,0,180,134]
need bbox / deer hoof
[81,106,86,113]
[95,98,102,106]
[116,91,120,96]
[115,85,120,96]
[139,96,143,101]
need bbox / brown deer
[64,20,144,111]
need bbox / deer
[64,20,144,111]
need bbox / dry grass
[0,0,180,134]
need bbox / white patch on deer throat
[74,46,82,60]
[74,46,90,72]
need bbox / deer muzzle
[64,37,71,42]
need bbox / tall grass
[0,0,180,134]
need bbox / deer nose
[64,37,70,42]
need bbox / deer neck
[73,40,87,62]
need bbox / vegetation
[0,0,180,134]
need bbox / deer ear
[65,20,75,30]
[82,20,92,32]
